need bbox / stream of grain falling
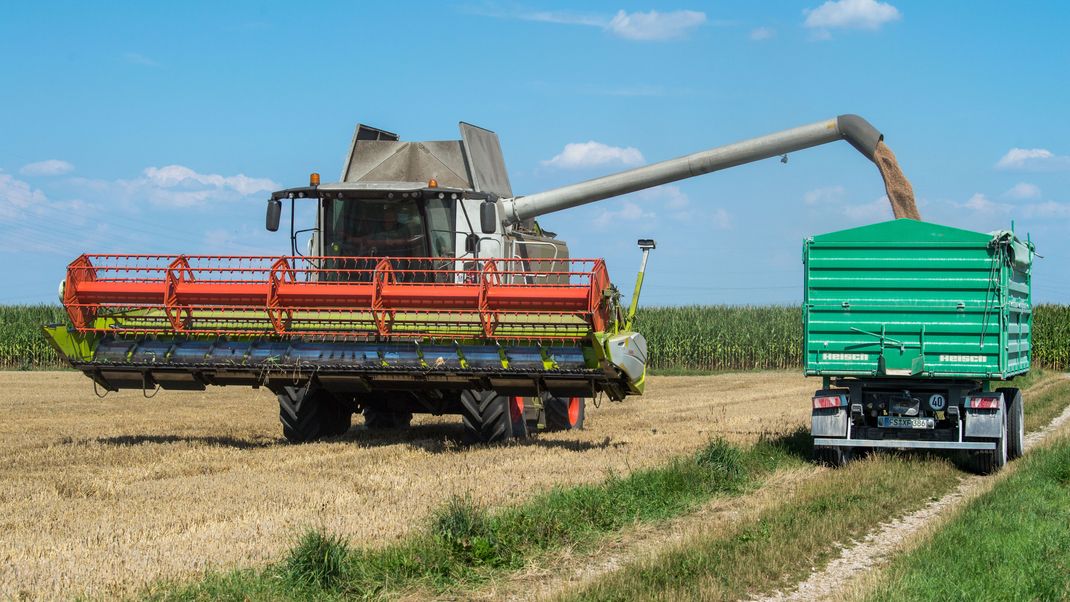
[873,141,921,220]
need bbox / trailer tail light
[813,394,847,409]
[965,395,1001,409]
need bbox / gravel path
[754,377,1070,602]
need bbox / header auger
[46,114,885,443]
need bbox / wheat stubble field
[0,370,811,600]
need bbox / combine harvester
[48,115,898,444]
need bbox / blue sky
[2,1,1068,305]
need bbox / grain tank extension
[805,219,1035,473]
[46,115,888,443]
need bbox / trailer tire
[459,390,513,443]
[363,409,413,431]
[970,407,1008,475]
[544,395,585,431]
[815,446,852,468]
[998,387,1024,460]
[277,386,351,443]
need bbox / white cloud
[803,185,846,205]
[954,192,1011,215]
[142,165,278,197]
[0,173,49,220]
[124,52,159,67]
[711,207,733,230]
[1023,201,1070,219]
[995,148,1070,172]
[593,199,654,229]
[842,196,894,222]
[749,26,775,41]
[607,10,706,40]
[474,6,706,41]
[804,0,901,32]
[20,159,74,177]
[542,141,644,169]
[1003,182,1041,200]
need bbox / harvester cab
[46,114,889,444]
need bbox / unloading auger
[44,115,885,443]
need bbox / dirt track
[0,370,812,600]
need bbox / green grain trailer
[803,219,1034,473]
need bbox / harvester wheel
[363,409,414,430]
[277,386,351,443]
[998,387,1024,460]
[544,395,585,431]
[459,390,513,443]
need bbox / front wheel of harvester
[998,387,1024,460]
[815,445,853,468]
[277,386,351,443]
[544,395,585,431]
[459,390,513,443]
[970,407,1008,475]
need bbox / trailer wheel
[544,395,585,431]
[970,408,1008,475]
[459,390,513,443]
[815,446,852,468]
[363,408,413,431]
[277,386,351,443]
[998,387,1024,460]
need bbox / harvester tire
[459,390,513,443]
[363,409,413,430]
[277,386,351,443]
[544,395,585,431]
[998,387,1024,460]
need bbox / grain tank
[804,219,1034,473]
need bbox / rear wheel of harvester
[459,390,514,443]
[970,405,1008,475]
[544,395,585,431]
[998,387,1024,460]
[363,408,413,430]
[277,386,352,443]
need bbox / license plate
[878,416,934,429]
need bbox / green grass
[863,435,1070,602]
[560,455,963,602]
[1022,374,1070,432]
[144,434,810,601]
[557,376,1070,602]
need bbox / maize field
[1,304,1067,371]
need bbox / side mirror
[266,198,282,232]
[480,201,497,234]
[465,233,480,254]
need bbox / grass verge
[145,432,811,601]
[558,375,1070,602]
[560,455,962,601]
[862,434,1070,601]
